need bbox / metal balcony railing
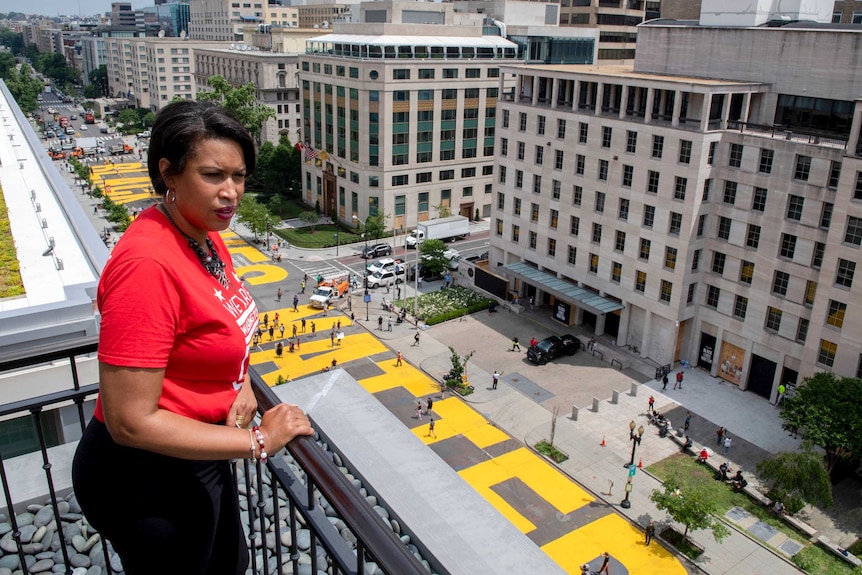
[0,339,436,575]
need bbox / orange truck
[309,277,350,309]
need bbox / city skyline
[0,0,151,18]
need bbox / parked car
[366,257,404,276]
[366,268,405,289]
[70,114,77,120]
[360,243,391,258]
[527,334,581,365]
[79,124,87,131]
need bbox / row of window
[390,166,494,186]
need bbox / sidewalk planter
[534,440,569,464]
[660,527,704,560]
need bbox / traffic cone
[638,457,643,468]
[600,435,606,447]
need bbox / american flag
[304,146,319,162]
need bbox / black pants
[72,419,248,575]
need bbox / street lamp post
[620,420,645,509]
[265,215,271,252]
[333,228,339,256]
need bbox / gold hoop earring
[165,189,176,204]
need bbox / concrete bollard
[571,405,579,421]
[612,390,620,404]
[592,397,600,412]
[630,382,638,396]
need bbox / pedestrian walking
[274,312,279,325]
[268,325,275,341]
[675,370,684,389]
[300,280,306,294]
[279,324,285,339]
[292,324,297,338]
[396,286,401,299]
[263,313,269,328]
[331,358,338,369]
[662,374,669,391]
[293,294,299,312]
[310,321,316,338]
[252,333,259,347]
[296,337,300,350]
[427,418,436,438]
[492,370,501,390]
[425,397,433,414]
[416,402,423,421]
[684,411,691,432]
[648,395,655,414]
[716,426,725,446]
[597,552,610,574]
[387,317,393,332]
[277,288,282,302]
[330,332,336,347]
[723,435,732,455]
[301,318,306,333]
[413,332,420,347]
[528,296,534,311]
[511,336,521,352]
[775,383,786,407]
[417,276,422,289]
[645,521,655,546]
[275,342,283,358]
[378,316,384,331]
[386,280,391,294]
[395,351,403,367]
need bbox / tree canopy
[650,472,729,544]
[1,61,43,113]
[85,65,108,99]
[236,195,272,240]
[197,75,275,138]
[419,239,448,276]
[779,372,862,474]
[756,445,833,514]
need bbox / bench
[783,514,818,539]
[818,536,862,567]
[501,302,523,314]
[741,484,772,507]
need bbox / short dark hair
[147,100,256,196]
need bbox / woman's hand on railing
[259,403,314,454]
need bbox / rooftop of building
[642,17,862,32]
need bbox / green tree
[299,211,320,232]
[117,109,140,131]
[756,445,833,514]
[142,111,157,128]
[434,203,452,218]
[445,346,474,391]
[87,65,108,98]
[650,473,730,545]
[363,212,390,240]
[257,138,301,199]
[236,195,271,240]
[419,239,448,277]
[197,75,275,138]
[0,29,24,54]
[779,372,862,475]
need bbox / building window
[570,215,580,236]
[602,126,612,148]
[552,180,561,200]
[836,258,856,288]
[660,280,673,303]
[622,165,633,187]
[779,233,797,259]
[515,170,523,189]
[734,296,748,319]
[674,177,687,200]
[611,261,622,283]
[517,141,525,160]
[717,216,731,240]
[794,155,812,181]
[579,122,588,144]
[441,169,456,180]
[393,69,410,80]
[723,181,737,205]
[773,270,790,296]
[812,242,825,268]
[548,238,556,257]
[615,230,626,252]
[514,198,522,216]
[752,187,767,211]
[598,159,609,181]
[702,178,712,202]
[529,231,537,249]
[589,253,599,274]
[805,281,817,306]
[595,191,605,213]
[652,135,664,158]
[499,165,507,184]
[679,139,692,164]
[639,238,651,261]
[537,115,546,135]
[519,112,527,131]
[573,185,582,206]
[555,150,564,170]
[787,195,804,221]
[818,339,837,368]
[759,148,774,174]
[665,246,677,270]
[765,307,782,331]
[669,212,682,235]
[746,224,761,248]
[497,192,505,210]
[686,283,696,304]
[392,174,408,186]
[592,223,602,243]
[697,214,707,237]
[502,110,509,128]
[535,145,544,165]
[576,154,585,175]
[691,249,701,271]
[712,252,726,275]
[828,161,842,189]
[706,285,720,308]
[740,260,754,284]
[495,219,503,236]
[647,170,660,194]
[531,203,540,222]
[512,224,520,242]
[643,205,655,228]
[854,172,862,200]
[820,202,834,230]
[635,270,646,293]
[729,143,743,168]
[557,119,567,139]
[707,141,717,165]
[797,319,809,343]
[500,138,508,156]
[844,216,862,245]
[826,299,847,329]
[567,245,577,265]
[619,198,629,220]
[626,130,637,154]
[533,175,542,194]
[550,209,559,229]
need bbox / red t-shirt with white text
[94,207,258,424]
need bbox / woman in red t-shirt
[72,101,313,575]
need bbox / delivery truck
[405,215,470,247]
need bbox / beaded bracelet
[252,426,268,463]
[248,428,257,463]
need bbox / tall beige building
[492,0,862,402]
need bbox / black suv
[527,334,581,365]
[360,243,392,258]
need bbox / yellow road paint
[464,424,511,449]
[235,264,287,284]
[227,246,269,263]
[459,463,537,533]
[369,360,441,397]
[413,416,459,444]
[542,514,686,575]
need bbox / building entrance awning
[503,262,624,314]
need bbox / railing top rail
[0,338,98,372]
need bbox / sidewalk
[375,308,813,575]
